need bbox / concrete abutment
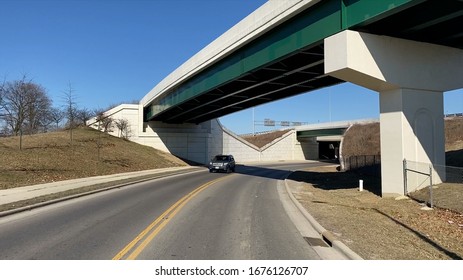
[325,30,463,196]
[88,107,319,165]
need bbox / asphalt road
[0,161,333,260]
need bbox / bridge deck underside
[152,44,342,124]
[146,0,463,124]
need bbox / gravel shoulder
[288,165,463,260]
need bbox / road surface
[0,161,339,259]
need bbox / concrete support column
[380,88,444,195]
[325,30,463,196]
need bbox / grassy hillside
[0,127,186,189]
[342,116,463,167]
[241,130,291,148]
[341,122,381,157]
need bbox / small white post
[359,180,364,192]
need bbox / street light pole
[252,108,255,136]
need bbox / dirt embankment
[341,116,463,167]
[241,129,291,148]
[289,165,463,260]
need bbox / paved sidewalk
[0,166,201,207]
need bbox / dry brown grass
[0,127,186,189]
[342,117,463,167]
[410,184,463,214]
[241,129,291,148]
[342,122,380,158]
[292,116,462,259]
[445,117,463,148]
[289,166,463,260]
[445,117,463,167]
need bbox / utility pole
[329,88,332,122]
[252,108,255,136]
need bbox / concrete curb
[0,167,203,218]
[284,178,363,260]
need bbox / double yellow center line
[112,176,229,260]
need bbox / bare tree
[115,118,131,140]
[63,82,77,143]
[92,109,114,161]
[0,78,28,136]
[94,109,113,133]
[23,84,52,134]
[48,107,65,130]
[0,79,5,134]
[0,78,5,121]
[0,76,51,136]
[75,108,92,126]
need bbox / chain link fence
[436,164,463,184]
[404,159,463,208]
[342,155,381,171]
[342,157,462,209]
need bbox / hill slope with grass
[341,116,463,167]
[0,127,186,189]
[241,129,291,148]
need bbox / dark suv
[208,155,236,173]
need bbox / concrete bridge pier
[325,30,463,196]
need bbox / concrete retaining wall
[87,104,318,164]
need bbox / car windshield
[213,156,229,161]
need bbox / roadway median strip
[112,175,231,260]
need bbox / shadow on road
[288,168,382,196]
[205,161,383,195]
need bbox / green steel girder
[145,0,344,122]
[297,128,347,138]
[145,0,462,123]
[341,0,422,28]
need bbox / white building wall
[87,104,139,139]
[207,118,224,160]
[139,120,212,163]
[259,131,319,161]
[87,104,319,164]
[260,131,295,161]
[218,120,261,162]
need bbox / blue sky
[1,0,462,135]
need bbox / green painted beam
[145,0,343,121]
[145,0,422,121]
[297,128,347,138]
[343,0,420,28]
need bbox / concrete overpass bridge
[98,0,463,196]
[142,0,463,124]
